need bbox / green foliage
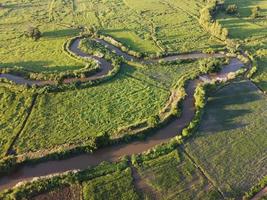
[199,58,223,73]
[199,2,229,41]
[0,156,17,175]
[25,26,41,41]
[82,168,140,200]
[13,60,202,154]
[0,85,34,158]
[185,80,267,198]
[251,6,261,19]
[244,176,267,199]
[226,4,238,15]
[0,160,129,200]
[147,115,160,128]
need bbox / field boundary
[5,94,38,157]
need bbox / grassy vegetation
[216,0,267,91]
[31,184,82,200]
[0,84,33,158]
[13,60,201,154]
[134,150,221,200]
[0,0,222,75]
[82,168,140,200]
[185,80,267,198]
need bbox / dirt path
[251,187,267,200]
[0,37,246,192]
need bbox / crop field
[0,84,33,158]
[0,0,267,199]
[217,0,267,91]
[134,150,221,200]
[82,168,140,200]
[0,0,221,74]
[185,80,267,198]
[13,60,200,154]
[31,184,82,200]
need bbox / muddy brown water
[0,38,244,191]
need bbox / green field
[13,60,200,154]
[217,0,267,91]
[0,0,267,199]
[82,168,140,200]
[134,150,221,200]
[0,0,221,74]
[0,84,33,158]
[185,80,267,198]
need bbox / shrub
[0,156,17,175]
[199,58,222,73]
[25,26,41,41]
[148,115,160,127]
[199,2,229,41]
[251,6,260,19]
[226,4,238,15]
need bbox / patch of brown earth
[31,184,82,200]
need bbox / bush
[0,156,17,175]
[199,2,229,41]
[25,26,41,41]
[226,4,238,15]
[147,115,160,127]
[251,6,260,19]
[199,58,223,73]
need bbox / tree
[226,4,238,15]
[251,6,260,19]
[26,26,41,40]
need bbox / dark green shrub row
[243,176,267,200]
[199,1,229,41]
[98,35,143,58]
[181,84,207,138]
[199,57,225,73]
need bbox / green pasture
[0,0,221,74]
[14,61,201,153]
[185,80,267,198]
[135,150,221,200]
[0,85,33,158]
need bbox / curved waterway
[0,37,225,86]
[0,37,244,191]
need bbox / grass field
[82,168,140,200]
[13,60,200,153]
[217,0,267,91]
[135,150,221,200]
[0,84,33,158]
[185,80,267,198]
[0,0,222,74]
